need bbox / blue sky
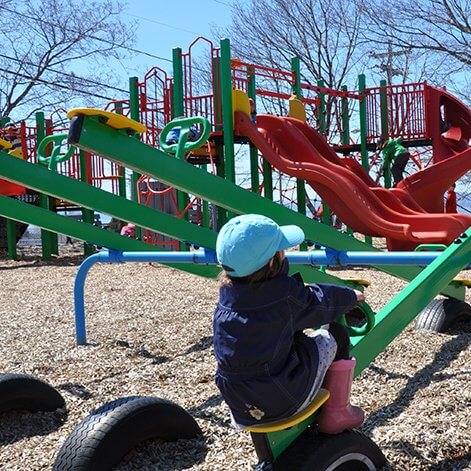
[116,0,237,83]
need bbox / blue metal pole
[74,252,103,345]
[73,248,468,345]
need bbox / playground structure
[0,36,470,469]
[0,37,470,258]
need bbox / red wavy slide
[234,112,471,250]
[397,86,471,213]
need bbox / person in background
[445,183,457,213]
[248,98,257,123]
[120,223,136,238]
[213,214,365,433]
[3,122,23,158]
[378,137,410,187]
[165,117,200,146]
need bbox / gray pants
[295,329,337,413]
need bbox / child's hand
[354,289,366,302]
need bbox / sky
[114,0,238,88]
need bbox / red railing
[365,82,428,141]
[231,59,296,104]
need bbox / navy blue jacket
[213,260,357,427]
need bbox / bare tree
[216,0,368,135]
[0,0,135,120]
[226,0,366,86]
[358,0,470,101]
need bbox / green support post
[291,58,306,220]
[129,76,143,241]
[219,38,236,185]
[202,198,210,228]
[172,48,190,248]
[2,116,16,259]
[247,66,260,194]
[79,149,95,255]
[341,85,350,146]
[6,218,16,260]
[358,74,369,170]
[292,57,307,250]
[341,85,354,235]
[172,48,185,118]
[36,112,53,260]
[114,102,127,199]
[317,79,327,135]
[45,117,59,255]
[358,74,372,245]
[379,79,391,188]
[212,55,227,229]
[316,80,331,228]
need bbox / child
[378,137,410,187]
[120,223,136,238]
[445,183,457,213]
[165,117,200,146]
[213,214,365,434]
[3,122,23,158]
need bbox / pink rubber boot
[316,358,364,434]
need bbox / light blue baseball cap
[216,214,305,278]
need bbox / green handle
[37,133,76,171]
[339,301,376,337]
[159,116,211,159]
[414,244,447,252]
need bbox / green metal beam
[64,114,465,297]
[0,151,215,249]
[0,195,218,278]
[351,228,471,375]
[0,152,368,288]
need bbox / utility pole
[369,41,411,84]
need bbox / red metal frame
[137,66,173,148]
[181,37,221,130]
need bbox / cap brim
[277,225,305,250]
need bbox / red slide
[234,112,471,250]
[397,86,471,212]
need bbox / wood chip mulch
[0,245,469,470]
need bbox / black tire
[52,396,201,471]
[415,299,471,333]
[0,373,65,413]
[273,428,386,471]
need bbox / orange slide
[234,112,471,250]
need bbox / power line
[0,52,129,94]
[125,13,202,36]
[213,0,233,6]
[2,6,173,65]
[0,67,115,101]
